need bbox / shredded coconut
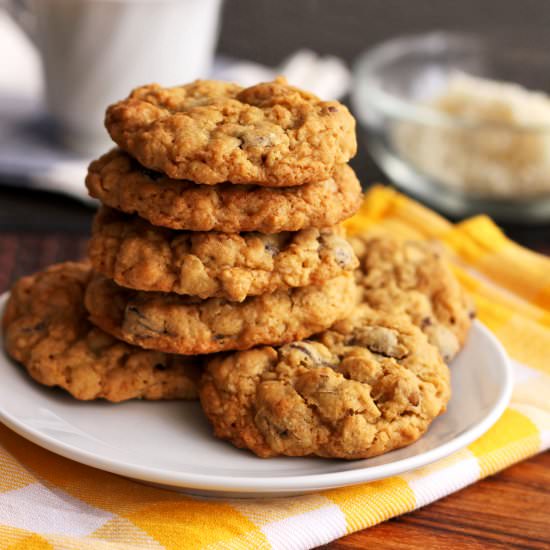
[393,73,550,198]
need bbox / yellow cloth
[1,186,549,550]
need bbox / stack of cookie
[3,78,475,460]
[3,78,361,405]
[84,78,362,357]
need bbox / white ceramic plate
[0,293,512,497]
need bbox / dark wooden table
[328,453,550,549]
[1,1,549,546]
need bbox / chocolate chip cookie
[200,305,450,459]
[105,78,356,185]
[84,273,358,355]
[350,235,475,362]
[3,262,200,402]
[89,207,358,302]
[86,150,362,233]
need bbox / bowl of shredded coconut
[352,32,550,221]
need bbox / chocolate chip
[154,363,167,371]
[287,342,337,368]
[327,106,338,113]
[21,321,45,333]
[421,317,432,328]
[278,429,289,437]
[127,305,145,318]
[288,342,320,364]
[126,305,168,335]
[264,242,279,256]
[360,327,408,359]
[469,310,476,319]
[138,166,163,181]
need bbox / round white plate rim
[0,292,513,494]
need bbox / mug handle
[5,0,38,46]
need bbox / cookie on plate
[2,262,201,402]
[86,150,362,233]
[84,272,358,355]
[105,78,356,186]
[89,206,358,302]
[200,305,450,459]
[350,235,475,362]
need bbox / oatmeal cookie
[2,262,200,402]
[86,150,362,233]
[350,236,475,361]
[84,273,357,355]
[89,207,358,302]
[200,305,450,459]
[105,78,356,185]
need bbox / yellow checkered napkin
[2,186,549,550]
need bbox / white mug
[6,0,223,154]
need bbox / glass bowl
[351,31,550,222]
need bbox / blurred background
[1,0,550,269]
[218,0,550,63]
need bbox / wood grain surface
[323,452,550,549]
